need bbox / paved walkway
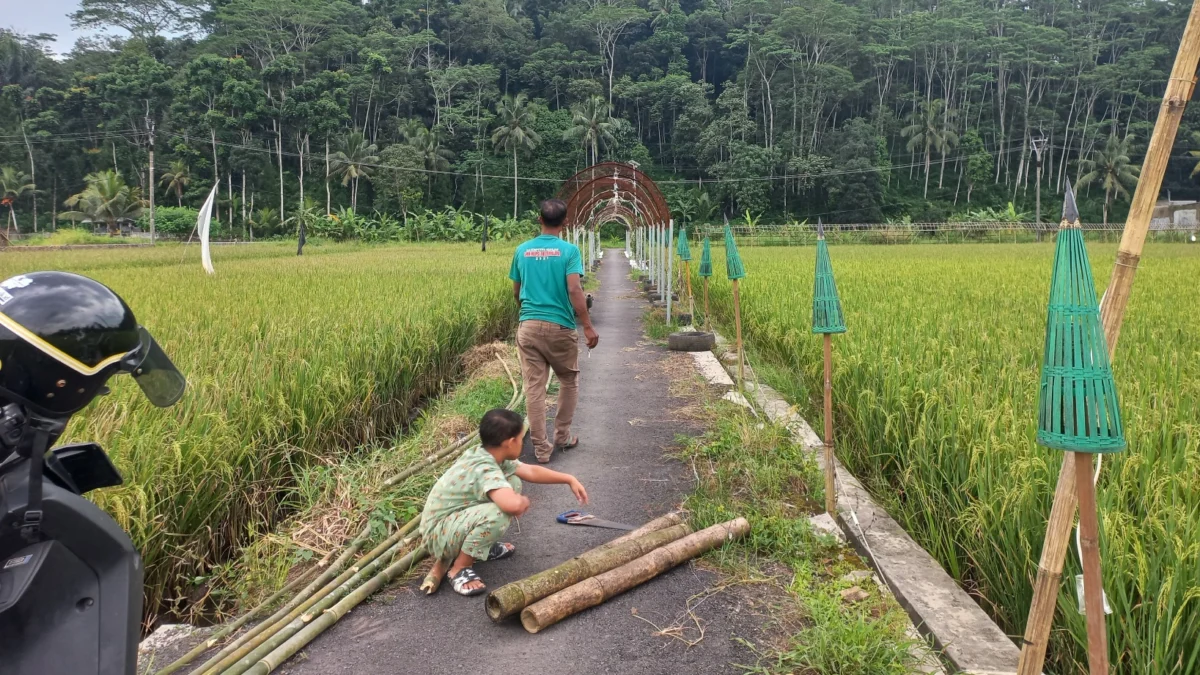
[281,250,764,675]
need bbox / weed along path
[280,250,765,674]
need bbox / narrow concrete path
[281,250,763,675]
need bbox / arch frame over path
[555,162,672,232]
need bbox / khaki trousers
[516,320,580,462]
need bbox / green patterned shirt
[420,446,521,534]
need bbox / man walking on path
[510,199,600,464]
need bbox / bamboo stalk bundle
[155,563,323,675]
[486,519,692,621]
[221,535,420,675]
[520,518,750,634]
[243,546,429,675]
[196,519,419,675]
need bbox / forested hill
[2,0,1197,233]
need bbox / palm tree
[331,131,380,212]
[404,124,455,202]
[1078,134,1140,226]
[0,167,35,236]
[901,99,957,199]
[492,93,541,219]
[562,95,617,167]
[159,160,191,207]
[60,170,145,236]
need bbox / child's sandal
[486,542,516,561]
[449,567,486,596]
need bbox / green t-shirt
[420,446,521,535]
[509,234,584,329]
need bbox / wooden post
[732,279,744,389]
[1076,453,1109,674]
[823,333,836,515]
[1100,0,1200,355]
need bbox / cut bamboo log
[243,547,428,675]
[520,518,750,633]
[603,512,685,548]
[486,521,692,621]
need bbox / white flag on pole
[197,183,218,275]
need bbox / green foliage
[60,170,145,235]
[138,206,199,236]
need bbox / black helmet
[0,271,186,417]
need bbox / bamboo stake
[486,521,692,621]
[1015,457,1078,675]
[155,564,322,675]
[244,547,428,675]
[1017,5,1200,671]
[520,518,750,633]
[1100,0,1200,355]
[823,333,836,516]
[1076,454,1109,675]
[684,260,695,323]
[703,277,710,331]
[732,279,744,389]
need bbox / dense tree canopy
[2,0,1198,233]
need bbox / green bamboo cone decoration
[1036,181,1125,453]
[723,222,745,280]
[812,219,847,334]
[676,225,692,261]
[698,237,713,277]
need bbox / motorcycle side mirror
[45,443,123,495]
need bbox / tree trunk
[325,139,331,215]
[148,129,156,243]
[211,129,220,226]
[21,122,36,232]
[298,135,306,211]
[513,146,519,219]
[923,144,932,198]
[276,121,285,223]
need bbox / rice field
[699,242,1200,675]
[0,242,517,624]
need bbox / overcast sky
[5,0,99,55]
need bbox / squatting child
[419,408,589,596]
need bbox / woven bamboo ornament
[1036,182,1125,453]
[698,237,713,277]
[676,225,692,261]
[812,219,847,335]
[724,223,745,280]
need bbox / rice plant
[0,242,518,626]
[699,242,1200,675]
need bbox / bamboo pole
[1100,0,1200,355]
[486,521,692,621]
[1076,454,1109,675]
[823,333,836,516]
[155,564,322,675]
[221,535,419,675]
[703,277,710,331]
[1017,6,1200,671]
[520,518,750,633]
[666,221,674,323]
[244,547,428,675]
[684,260,695,323]
[197,520,418,675]
[732,279,744,388]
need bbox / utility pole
[1031,136,1047,241]
[146,106,156,245]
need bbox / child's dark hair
[480,409,525,448]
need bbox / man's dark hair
[540,199,568,228]
[480,408,526,448]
